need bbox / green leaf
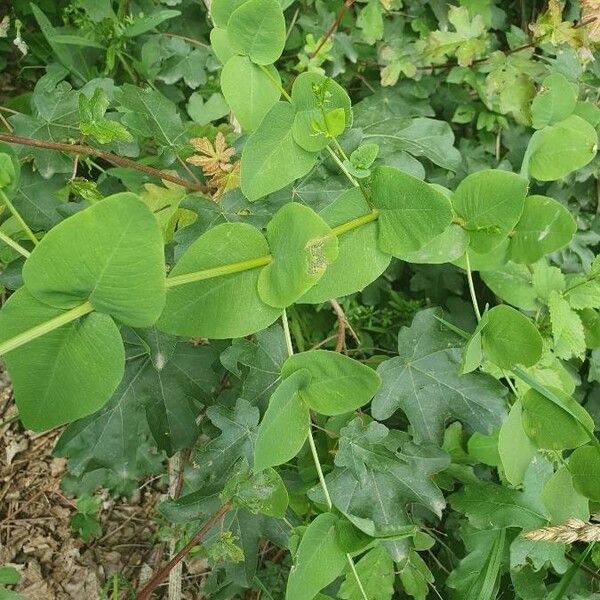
[286,513,347,600]
[123,9,181,37]
[227,0,285,65]
[524,115,598,181]
[361,117,462,171]
[531,73,578,129]
[452,169,529,253]
[481,262,539,311]
[372,308,507,444]
[521,387,594,450]
[509,195,576,264]
[498,401,537,486]
[211,0,250,28]
[0,289,124,431]
[548,290,586,360]
[241,102,317,201]
[258,203,339,308]
[291,72,352,151]
[221,56,281,131]
[568,446,600,502]
[300,189,391,303]
[481,305,542,369]
[542,466,589,523]
[210,27,236,63]
[532,261,566,302]
[254,369,311,471]
[23,193,166,327]
[281,350,381,416]
[310,418,448,540]
[0,567,21,586]
[187,92,229,125]
[339,546,394,600]
[399,224,468,265]
[565,275,600,310]
[79,88,132,144]
[159,223,281,339]
[371,166,453,256]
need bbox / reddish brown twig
[0,133,208,193]
[136,501,232,600]
[329,299,360,353]
[311,0,354,59]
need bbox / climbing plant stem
[0,301,94,355]
[258,64,292,102]
[326,145,359,188]
[0,189,38,247]
[464,250,482,322]
[346,554,369,600]
[0,230,30,258]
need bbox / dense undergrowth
[1,0,600,598]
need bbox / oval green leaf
[0,289,124,431]
[22,193,166,327]
[254,369,311,471]
[371,166,453,256]
[227,0,285,65]
[482,305,543,369]
[568,446,600,502]
[282,350,381,415]
[158,223,281,339]
[258,203,339,308]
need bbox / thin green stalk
[0,230,30,258]
[1,189,38,246]
[331,209,379,236]
[165,255,273,288]
[464,250,482,322]
[326,145,359,188]
[346,553,369,600]
[259,64,292,102]
[307,427,333,510]
[548,543,594,600]
[281,308,294,357]
[0,300,93,356]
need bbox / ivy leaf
[257,203,339,308]
[220,322,287,409]
[286,513,347,600]
[310,418,449,538]
[371,166,453,256]
[254,369,311,471]
[193,399,261,486]
[117,85,186,158]
[523,115,598,181]
[79,88,132,144]
[300,189,391,303]
[452,169,529,254]
[509,195,576,264]
[449,457,549,531]
[227,0,285,65]
[361,117,462,171]
[548,290,586,359]
[339,546,394,600]
[156,47,208,89]
[281,350,381,415]
[241,102,317,201]
[221,56,281,131]
[0,288,124,431]
[159,222,282,339]
[23,193,166,327]
[372,308,507,444]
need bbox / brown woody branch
[136,501,232,600]
[0,133,208,193]
[311,0,354,59]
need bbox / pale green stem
[0,300,93,355]
[346,554,369,600]
[0,207,382,356]
[326,146,359,188]
[165,255,272,288]
[281,308,294,358]
[0,230,30,258]
[307,427,333,510]
[464,250,482,322]
[0,189,38,246]
[259,64,292,102]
